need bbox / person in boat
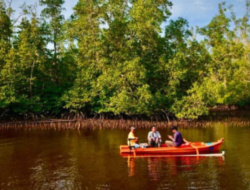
[165,126,184,147]
[148,126,162,147]
[127,126,140,148]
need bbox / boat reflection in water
[126,154,225,180]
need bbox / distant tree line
[0,0,249,120]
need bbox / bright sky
[10,0,247,29]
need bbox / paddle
[183,138,199,156]
[133,148,136,156]
[190,143,200,156]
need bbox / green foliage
[0,0,249,119]
[0,0,11,70]
[171,85,209,120]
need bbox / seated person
[165,126,184,147]
[127,126,140,148]
[148,126,162,147]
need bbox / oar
[190,143,200,156]
[133,148,136,157]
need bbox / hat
[130,126,136,130]
[171,126,177,131]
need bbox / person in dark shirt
[165,126,184,147]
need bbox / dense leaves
[0,0,249,119]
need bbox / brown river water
[0,123,249,190]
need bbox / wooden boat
[120,138,224,157]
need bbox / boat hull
[120,139,224,156]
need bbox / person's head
[130,126,135,132]
[171,126,178,133]
[151,126,156,132]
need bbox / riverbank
[1,109,250,130]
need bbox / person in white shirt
[147,126,162,147]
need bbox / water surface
[0,123,249,190]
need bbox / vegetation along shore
[0,0,249,122]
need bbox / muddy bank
[0,117,250,130]
[0,109,250,130]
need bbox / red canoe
[120,138,224,156]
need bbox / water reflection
[127,156,225,189]
[127,157,135,177]
[0,125,249,190]
[147,157,160,180]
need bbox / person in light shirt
[147,126,162,147]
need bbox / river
[0,123,249,190]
